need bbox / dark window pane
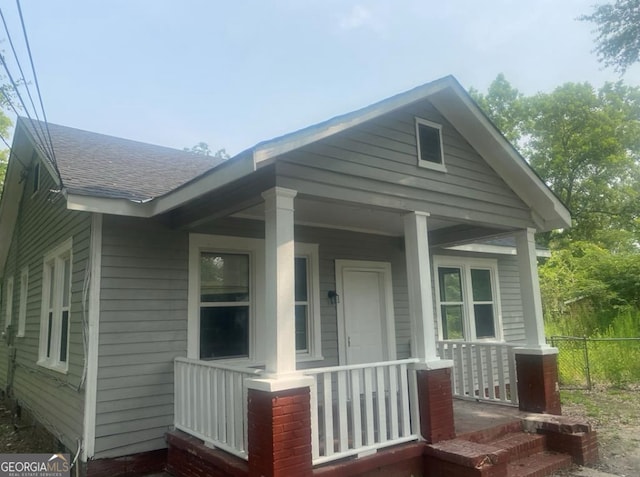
[418,124,442,164]
[60,310,69,362]
[438,268,462,302]
[471,269,492,301]
[474,304,495,338]
[441,304,464,340]
[200,306,249,359]
[46,312,53,358]
[295,304,308,351]
[200,253,249,302]
[295,258,308,302]
[62,257,71,307]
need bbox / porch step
[507,451,573,477]
[425,430,574,477]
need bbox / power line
[0,6,54,164]
[15,0,60,185]
[0,132,28,170]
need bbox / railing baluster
[388,365,399,439]
[323,372,334,457]
[496,346,507,401]
[337,370,349,452]
[455,344,465,395]
[508,346,518,404]
[465,344,475,398]
[310,377,320,461]
[475,344,485,399]
[486,345,497,400]
[399,363,410,437]
[364,367,374,445]
[350,369,362,449]
[375,366,386,442]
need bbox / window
[39,239,72,372]
[434,256,501,341]
[18,267,28,337]
[4,276,13,330]
[32,159,40,195]
[415,118,445,171]
[189,234,322,362]
[199,252,250,359]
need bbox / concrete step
[507,451,573,477]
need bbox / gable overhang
[249,76,570,232]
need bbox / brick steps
[425,422,579,477]
[507,452,573,477]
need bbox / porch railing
[303,358,420,466]
[174,357,262,460]
[437,341,519,406]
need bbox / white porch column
[262,186,298,376]
[403,211,446,366]
[515,228,552,351]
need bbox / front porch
[167,375,598,477]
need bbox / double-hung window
[199,252,251,359]
[434,256,501,341]
[18,267,28,337]
[191,234,321,362]
[4,276,13,330]
[38,239,72,372]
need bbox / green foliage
[580,0,640,74]
[184,142,230,160]
[472,74,640,250]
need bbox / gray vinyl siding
[0,160,90,453]
[94,215,188,458]
[274,99,536,230]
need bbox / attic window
[32,161,40,195]
[415,118,446,172]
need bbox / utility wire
[0,6,51,159]
[0,132,28,170]
[15,0,60,184]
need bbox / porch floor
[453,398,530,436]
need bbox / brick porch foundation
[416,367,455,443]
[247,385,312,477]
[515,353,561,415]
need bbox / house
[0,76,597,477]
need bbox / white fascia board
[429,87,572,232]
[252,77,453,164]
[66,154,256,217]
[445,243,551,258]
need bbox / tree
[472,75,640,250]
[469,73,525,144]
[523,81,640,247]
[580,0,640,74]
[184,142,230,160]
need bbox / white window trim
[188,234,322,364]
[4,275,13,331]
[38,238,73,373]
[415,117,447,172]
[433,255,503,342]
[17,266,28,337]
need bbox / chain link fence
[548,336,640,389]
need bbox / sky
[2,0,640,156]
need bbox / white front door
[336,260,396,365]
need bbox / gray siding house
[0,76,577,476]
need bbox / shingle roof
[20,118,224,202]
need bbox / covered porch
[169,184,560,475]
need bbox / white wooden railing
[437,341,519,406]
[174,357,262,460]
[303,358,420,466]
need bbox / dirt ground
[0,390,638,476]
[558,387,640,476]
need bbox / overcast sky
[2,0,639,155]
